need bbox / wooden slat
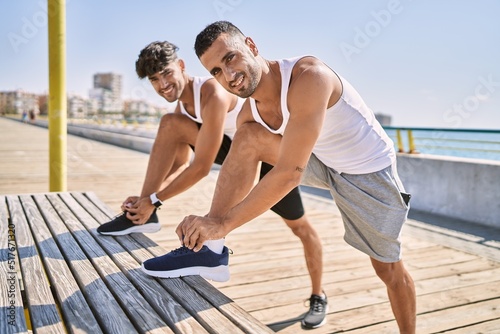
[83,192,272,333]
[6,195,67,333]
[22,194,138,334]
[406,219,500,262]
[74,192,500,333]
[58,192,206,334]
[42,193,173,334]
[246,257,500,313]
[0,196,28,334]
[75,192,247,334]
[442,318,500,333]
[79,191,271,334]
[3,118,500,333]
[349,298,500,333]
[184,276,274,334]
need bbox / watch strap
[150,192,163,208]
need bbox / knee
[231,123,266,160]
[234,122,278,147]
[159,113,183,130]
[233,122,262,144]
[155,113,193,144]
[371,260,410,288]
[285,216,316,239]
[232,122,281,161]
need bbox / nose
[158,76,168,89]
[223,66,236,84]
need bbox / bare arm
[206,99,258,218]
[128,80,234,224]
[219,63,334,229]
[178,60,337,249]
[155,80,231,201]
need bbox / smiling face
[199,33,261,98]
[148,59,186,102]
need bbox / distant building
[375,113,392,126]
[90,72,123,114]
[123,99,171,120]
[68,94,93,118]
[0,90,39,116]
[123,99,156,116]
[2,72,169,120]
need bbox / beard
[236,62,260,98]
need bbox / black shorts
[191,123,304,220]
[190,123,231,165]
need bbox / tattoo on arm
[295,166,304,173]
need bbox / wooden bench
[0,191,273,334]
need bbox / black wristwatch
[150,192,163,208]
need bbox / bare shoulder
[292,56,336,83]
[200,78,235,111]
[290,56,341,106]
[200,77,227,99]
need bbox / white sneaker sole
[141,264,230,282]
[98,222,161,236]
[302,304,329,329]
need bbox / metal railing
[384,127,500,161]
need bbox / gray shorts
[302,154,410,263]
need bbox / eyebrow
[209,51,234,75]
[221,51,233,63]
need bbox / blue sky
[1,0,499,129]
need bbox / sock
[203,239,225,254]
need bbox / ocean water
[384,129,500,162]
[70,120,500,163]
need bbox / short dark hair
[194,21,245,58]
[135,41,179,79]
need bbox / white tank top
[179,76,243,139]
[250,56,395,174]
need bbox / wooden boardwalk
[1,117,500,333]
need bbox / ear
[177,59,186,71]
[245,37,259,56]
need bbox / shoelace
[169,245,234,256]
[306,296,326,313]
[170,246,193,255]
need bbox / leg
[97,114,198,235]
[140,113,199,197]
[371,258,416,334]
[317,161,414,331]
[288,214,327,329]
[260,162,323,296]
[258,145,326,327]
[209,122,282,217]
[283,215,323,296]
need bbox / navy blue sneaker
[97,210,160,236]
[141,246,230,282]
